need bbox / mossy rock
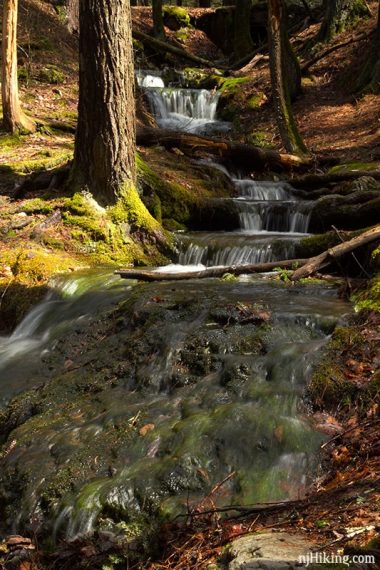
[38,65,65,85]
[328,161,380,174]
[216,75,250,96]
[352,273,380,313]
[163,6,191,30]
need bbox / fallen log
[133,29,226,69]
[290,169,380,189]
[136,125,311,171]
[116,259,308,281]
[291,225,380,281]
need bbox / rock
[228,532,314,569]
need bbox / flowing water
[0,75,350,540]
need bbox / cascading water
[142,75,230,135]
[0,71,348,543]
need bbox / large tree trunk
[1,0,34,133]
[268,0,307,155]
[317,0,371,43]
[152,0,165,39]
[356,1,380,94]
[233,0,254,61]
[71,0,136,206]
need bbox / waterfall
[142,72,230,135]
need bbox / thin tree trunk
[356,1,380,94]
[317,0,371,43]
[152,0,165,39]
[71,0,136,205]
[1,0,34,133]
[268,0,307,155]
[233,0,254,61]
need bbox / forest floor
[0,1,379,568]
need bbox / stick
[291,225,380,281]
[116,259,308,282]
[133,28,227,69]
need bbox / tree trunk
[317,0,371,43]
[1,0,34,133]
[268,0,307,155]
[152,0,165,39]
[356,1,380,94]
[71,0,136,206]
[233,0,254,61]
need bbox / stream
[0,75,351,540]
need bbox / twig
[320,418,380,449]
[331,225,370,278]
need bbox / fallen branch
[137,125,311,171]
[133,28,226,69]
[301,31,373,73]
[291,225,380,281]
[116,259,308,281]
[290,169,380,189]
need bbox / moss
[175,28,189,42]
[352,274,380,313]
[247,93,265,109]
[247,131,273,148]
[328,162,380,174]
[0,133,22,150]
[137,154,193,227]
[162,6,191,28]
[295,231,342,258]
[18,198,53,215]
[215,76,250,96]
[309,325,374,409]
[0,149,73,175]
[38,65,65,85]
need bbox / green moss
[0,149,73,175]
[162,6,191,27]
[38,65,65,85]
[247,131,273,148]
[137,154,193,227]
[215,76,250,96]
[352,274,380,313]
[247,93,265,109]
[175,28,189,42]
[0,134,22,150]
[328,161,380,174]
[18,198,53,215]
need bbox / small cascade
[140,70,230,135]
[179,232,298,267]
[178,178,312,267]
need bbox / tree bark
[317,0,371,43]
[233,0,254,61]
[71,0,136,206]
[355,1,380,94]
[1,0,35,133]
[267,0,307,155]
[152,0,165,39]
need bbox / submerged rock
[0,276,348,549]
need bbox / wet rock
[228,532,314,569]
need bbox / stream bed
[0,73,351,542]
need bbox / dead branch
[291,225,380,281]
[136,125,311,171]
[301,31,373,73]
[116,259,307,282]
[133,28,226,69]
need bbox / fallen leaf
[139,423,155,436]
